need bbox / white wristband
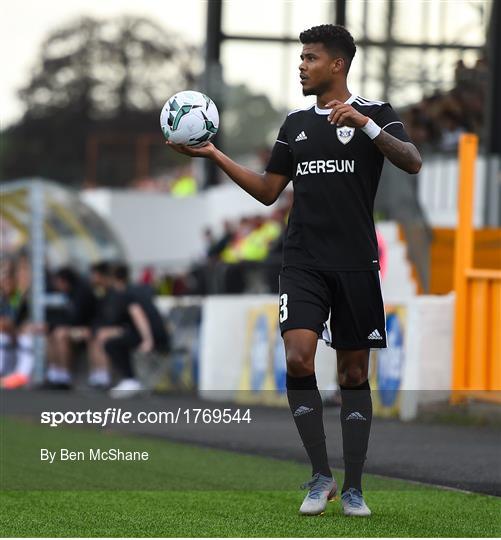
[362,118,381,140]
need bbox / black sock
[340,379,372,492]
[287,373,331,477]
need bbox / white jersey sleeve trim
[276,139,288,145]
[287,105,314,116]
[382,120,404,130]
[356,96,385,106]
[354,99,385,107]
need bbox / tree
[1,16,200,185]
[221,84,284,158]
[1,15,284,187]
[20,15,200,120]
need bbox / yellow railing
[452,134,501,402]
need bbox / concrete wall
[174,294,455,419]
[81,184,280,269]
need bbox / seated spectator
[208,220,236,260]
[157,273,174,295]
[439,110,466,152]
[202,227,216,260]
[0,263,19,372]
[44,266,97,390]
[170,165,198,197]
[0,257,35,389]
[102,263,169,398]
[139,266,155,290]
[85,261,123,389]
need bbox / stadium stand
[402,58,487,153]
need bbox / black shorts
[278,265,387,350]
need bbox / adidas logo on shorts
[368,329,383,340]
[345,411,367,421]
[295,131,308,142]
[293,405,314,417]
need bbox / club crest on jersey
[336,126,355,145]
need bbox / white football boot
[341,488,372,516]
[299,473,338,515]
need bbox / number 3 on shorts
[279,293,288,323]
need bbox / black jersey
[266,94,411,271]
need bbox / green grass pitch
[1,417,500,537]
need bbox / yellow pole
[489,280,501,391]
[451,134,477,400]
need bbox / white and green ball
[160,90,219,146]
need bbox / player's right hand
[166,141,215,158]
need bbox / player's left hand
[325,100,369,128]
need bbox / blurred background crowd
[402,58,487,153]
[0,255,169,394]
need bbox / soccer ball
[160,90,219,146]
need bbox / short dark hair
[90,261,112,276]
[55,266,79,286]
[112,263,129,283]
[300,24,356,72]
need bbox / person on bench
[105,263,169,398]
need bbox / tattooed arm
[373,130,422,174]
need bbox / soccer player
[167,24,421,517]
